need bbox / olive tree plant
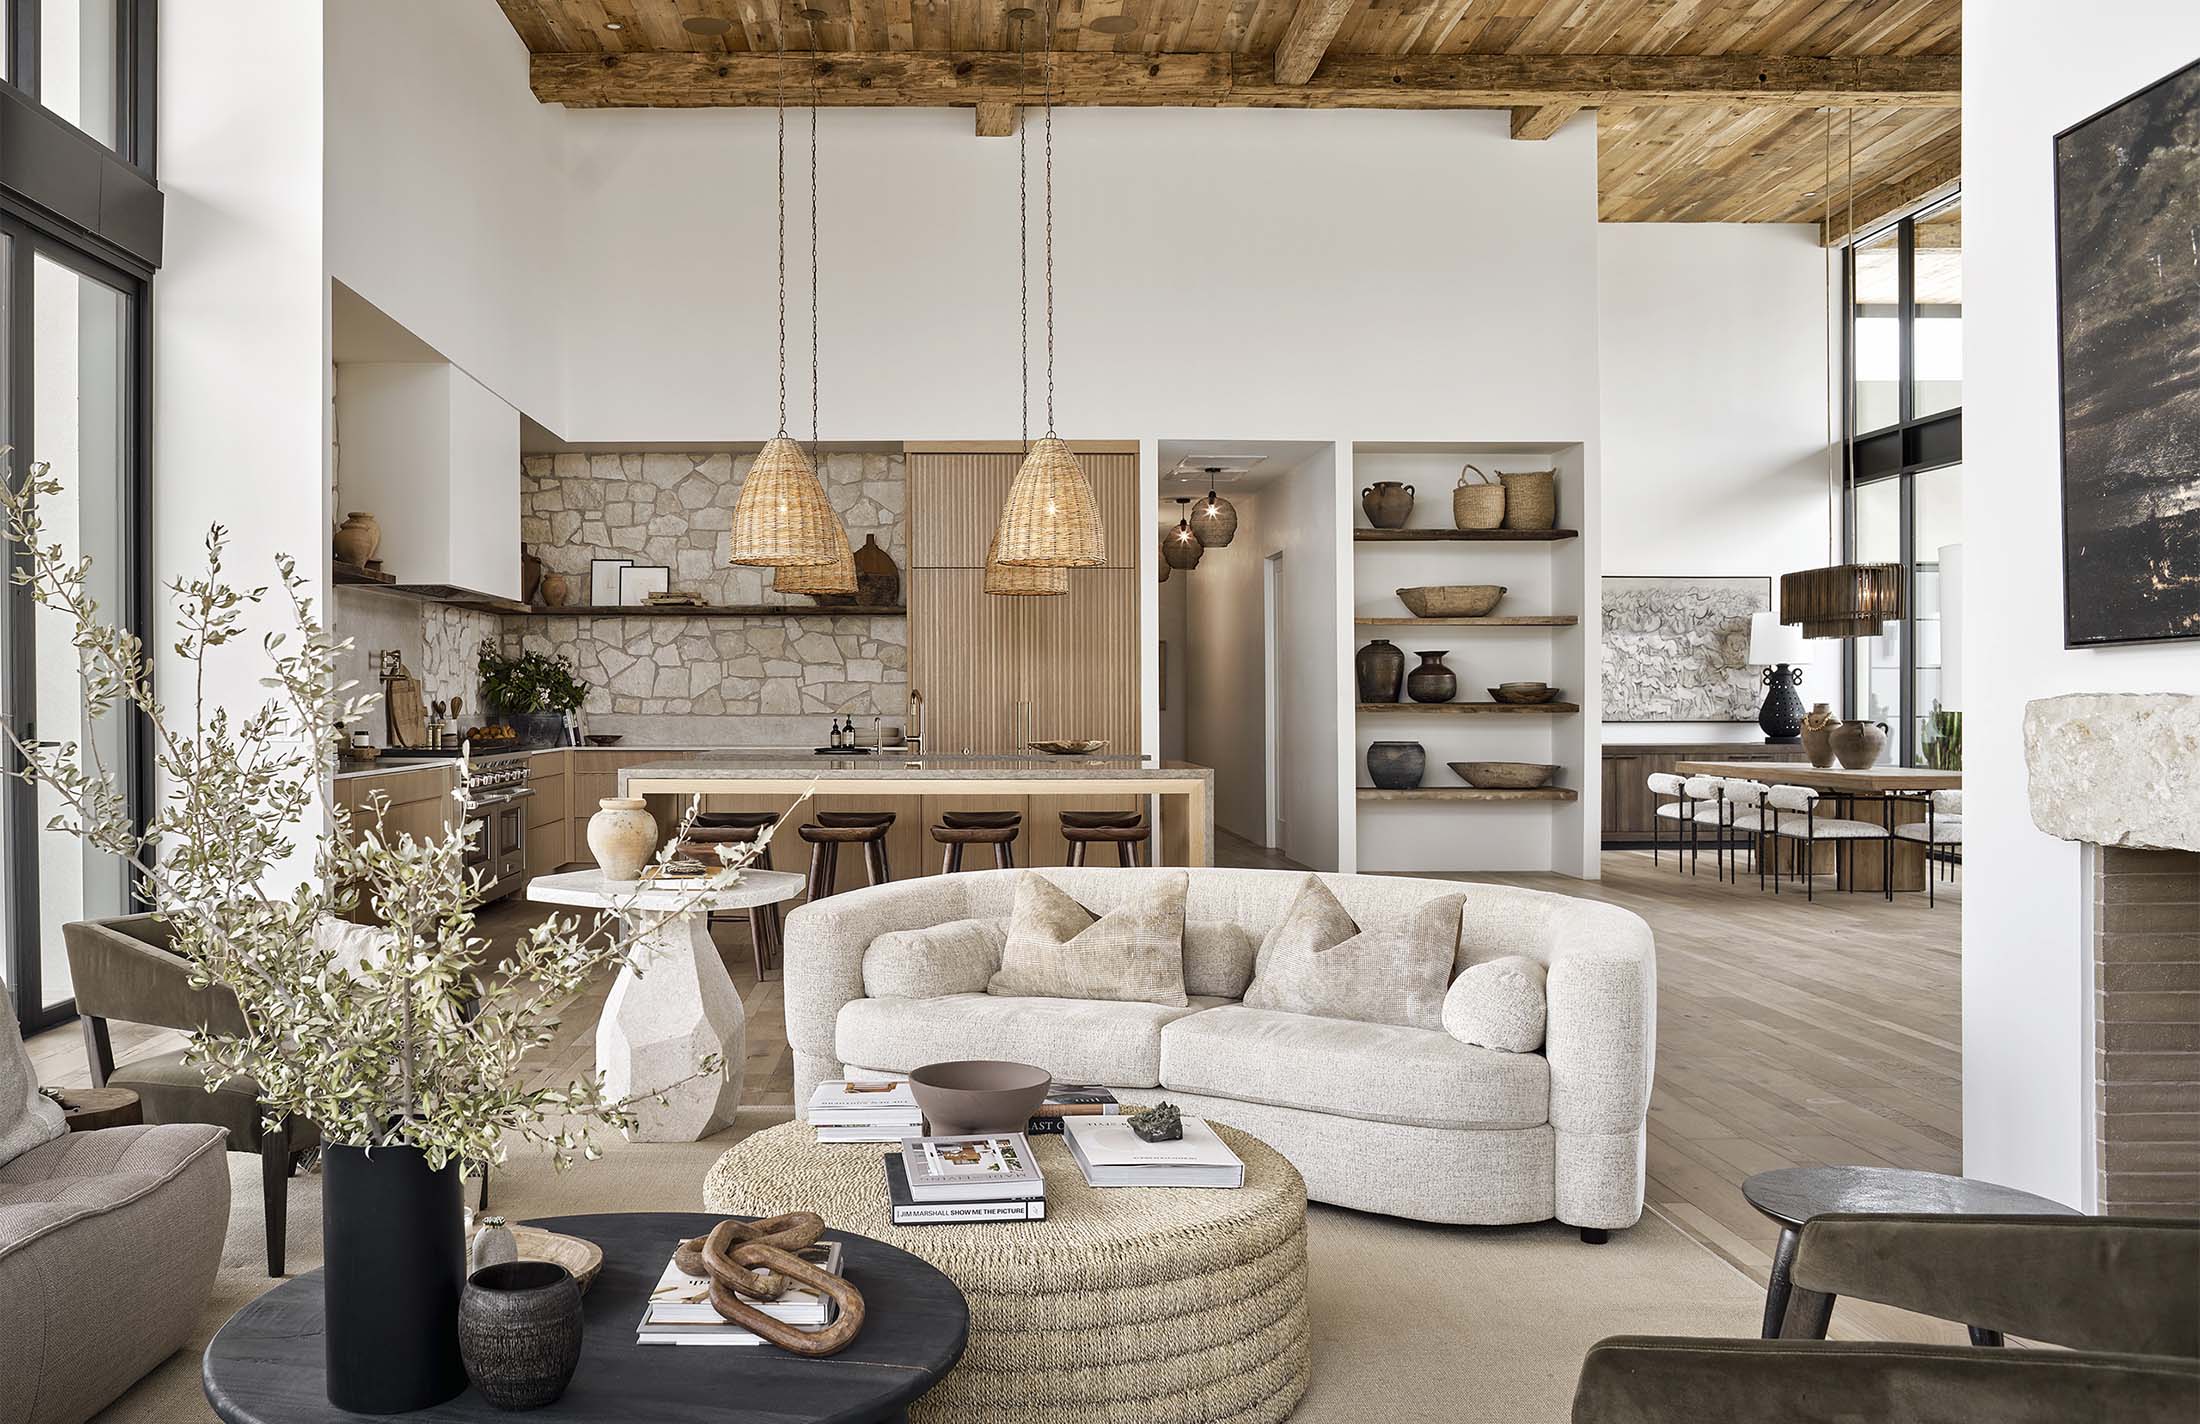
[3,465,795,1171]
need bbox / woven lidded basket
[1498,469,1558,530]
[1453,463,1506,531]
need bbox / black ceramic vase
[1757,664,1804,744]
[1406,650,1458,703]
[1367,741,1426,790]
[1356,639,1405,703]
[322,1143,468,1414]
[459,1261,585,1411]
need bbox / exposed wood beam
[1819,147,1960,245]
[1509,103,1582,140]
[974,101,1015,137]
[1273,0,1356,86]
[530,51,1961,111]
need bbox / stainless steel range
[458,752,534,902]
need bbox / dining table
[1672,760,1960,893]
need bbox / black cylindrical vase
[1758,664,1805,744]
[323,1143,468,1414]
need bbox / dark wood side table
[47,1085,142,1133]
[1743,1165,2078,1343]
[203,1211,969,1424]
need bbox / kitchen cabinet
[334,361,521,599]
[1601,742,1809,846]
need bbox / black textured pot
[1406,650,1458,703]
[1366,741,1426,790]
[1355,639,1405,703]
[322,1143,468,1414]
[460,1261,584,1411]
[1757,664,1805,744]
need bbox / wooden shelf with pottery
[508,604,909,619]
[1356,786,1579,803]
[332,559,394,586]
[1356,701,1580,715]
[1354,615,1577,627]
[1353,528,1579,542]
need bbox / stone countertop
[333,745,792,780]
[619,754,1212,782]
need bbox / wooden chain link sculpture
[675,1213,867,1357]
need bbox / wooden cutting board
[384,672,429,749]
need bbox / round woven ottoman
[704,1119,1310,1424]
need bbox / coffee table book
[810,1078,925,1142]
[883,1155,1048,1224]
[637,1240,843,1346]
[1025,1082,1120,1134]
[1062,1115,1246,1188]
[898,1133,1045,1202]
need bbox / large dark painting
[2055,59,2200,647]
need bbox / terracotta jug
[1360,481,1415,530]
[587,798,658,881]
[333,512,382,568]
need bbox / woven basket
[1452,463,1505,530]
[984,528,1068,596]
[729,437,842,568]
[995,437,1106,568]
[1498,469,1558,530]
[771,519,856,596]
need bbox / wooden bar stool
[798,811,895,902]
[681,811,783,980]
[930,810,1021,873]
[1060,809,1149,867]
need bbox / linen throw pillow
[986,873,1190,1007]
[1242,877,1464,1030]
[864,918,1008,999]
[0,981,66,1169]
[1442,954,1548,1053]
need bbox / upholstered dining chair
[1644,772,1693,870]
[1680,775,1729,879]
[1758,784,1893,902]
[1893,789,1963,907]
[64,914,318,1277]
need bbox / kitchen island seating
[684,811,784,978]
[930,809,1021,872]
[783,866,1655,1235]
[798,811,895,902]
[1060,808,1150,866]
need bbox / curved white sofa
[783,867,1656,1233]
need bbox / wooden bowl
[1449,761,1558,789]
[1487,684,1560,704]
[584,733,623,746]
[909,1060,1052,1135]
[1395,585,1504,618]
[1029,739,1107,756]
[510,1225,605,1293]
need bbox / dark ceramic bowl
[584,733,623,746]
[909,1060,1052,1135]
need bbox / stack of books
[882,1132,1048,1224]
[637,1240,844,1346]
[1062,1114,1246,1188]
[808,1078,924,1143]
[1025,1082,1121,1134]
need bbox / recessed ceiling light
[604,20,623,31]
[1089,14,1139,33]
[682,16,735,36]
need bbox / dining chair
[1645,773,1693,870]
[1714,779,1774,889]
[1759,785,1894,902]
[1892,789,1964,907]
[1684,775,1743,881]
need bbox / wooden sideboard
[1600,741,1809,846]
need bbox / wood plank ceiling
[495,1,1962,230]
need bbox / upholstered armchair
[1571,1214,2200,1423]
[64,913,319,1276]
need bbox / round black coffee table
[203,1212,968,1423]
[1743,1166,2076,1342]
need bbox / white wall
[1596,223,1844,741]
[1180,491,1271,844]
[1269,447,1350,873]
[1962,3,2200,1207]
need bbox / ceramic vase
[333,512,382,568]
[1355,639,1405,703]
[1831,719,1890,771]
[539,572,571,608]
[458,1261,584,1411]
[588,797,658,882]
[1799,704,1837,768]
[468,1214,518,1274]
[853,533,902,607]
[1366,741,1426,791]
[1360,481,1415,530]
[1758,665,1805,744]
[322,1143,467,1414]
[1406,650,1458,703]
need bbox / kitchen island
[619,753,1215,871]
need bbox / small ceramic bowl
[909,1060,1052,1135]
[1029,739,1107,756]
[1488,684,1560,705]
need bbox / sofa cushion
[108,1049,269,1147]
[1242,877,1463,1030]
[1443,955,1548,1053]
[987,872,1190,1007]
[0,982,65,1170]
[0,1122,229,1260]
[1159,1003,1549,1130]
[863,918,1007,999]
[1183,922,1258,999]
[838,993,1227,1088]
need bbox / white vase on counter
[587,798,657,882]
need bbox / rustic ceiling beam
[530,51,1961,111]
[1509,103,1582,140]
[1273,0,1356,86]
[1819,148,1961,245]
[974,101,1016,137]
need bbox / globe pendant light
[1781,107,1902,639]
[1162,498,1203,571]
[993,0,1106,570]
[733,19,842,572]
[1188,469,1238,547]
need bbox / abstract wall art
[1601,576,1771,722]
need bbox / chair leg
[943,842,964,875]
[996,839,1015,870]
[81,1015,115,1087]
[865,839,890,886]
[477,1165,491,1212]
[1068,839,1088,867]
[1116,837,1137,868]
[756,902,783,977]
[1805,831,1815,902]
[806,841,836,902]
[261,1135,290,1277]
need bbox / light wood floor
[28,838,1962,1343]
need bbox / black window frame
[4,0,157,177]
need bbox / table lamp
[1748,609,1811,744]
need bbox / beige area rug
[98,1112,1764,1423]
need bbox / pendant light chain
[774,10,788,439]
[1042,0,1056,437]
[1822,106,1835,564]
[1018,16,1030,451]
[808,11,821,460]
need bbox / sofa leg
[261,1136,290,1277]
[1579,1227,1610,1245]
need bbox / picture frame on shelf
[618,564,671,606]
[589,558,631,609]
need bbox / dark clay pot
[1360,481,1416,530]
[1366,741,1426,791]
[1406,650,1457,703]
[322,1143,468,1414]
[459,1260,585,1411]
[1831,719,1890,770]
[1355,639,1405,703]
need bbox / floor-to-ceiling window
[1845,195,1963,767]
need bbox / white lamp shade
[1748,609,1810,666]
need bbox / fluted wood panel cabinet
[906,447,1140,755]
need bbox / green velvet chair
[1571,1214,2200,1423]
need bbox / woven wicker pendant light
[984,527,1069,596]
[993,1,1106,570]
[1162,498,1204,572]
[1189,471,1238,547]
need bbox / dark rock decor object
[458,1260,584,1411]
[910,1059,1053,1135]
[321,1142,469,1413]
[1366,741,1426,791]
[1128,1102,1184,1143]
[1360,480,1415,529]
[1355,639,1405,703]
[1407,650,1458,703]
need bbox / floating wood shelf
[332,560,395,586]
[1354,615,1578,627]
[509,604,909,619]
[1353,528,1579,542]
[1357,787,1579,803]
[386,582,534,615]
[1357,701,1580,715]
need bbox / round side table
[48,1086,142,1133]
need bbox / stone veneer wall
[510,451,907,733]
[331,587,500,744]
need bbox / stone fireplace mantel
[2024,692,2200,853]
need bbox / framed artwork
[589,558,631,609]
[1601,576,1771,722]
[618,564,670,605]
[2055,58,2200,647]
